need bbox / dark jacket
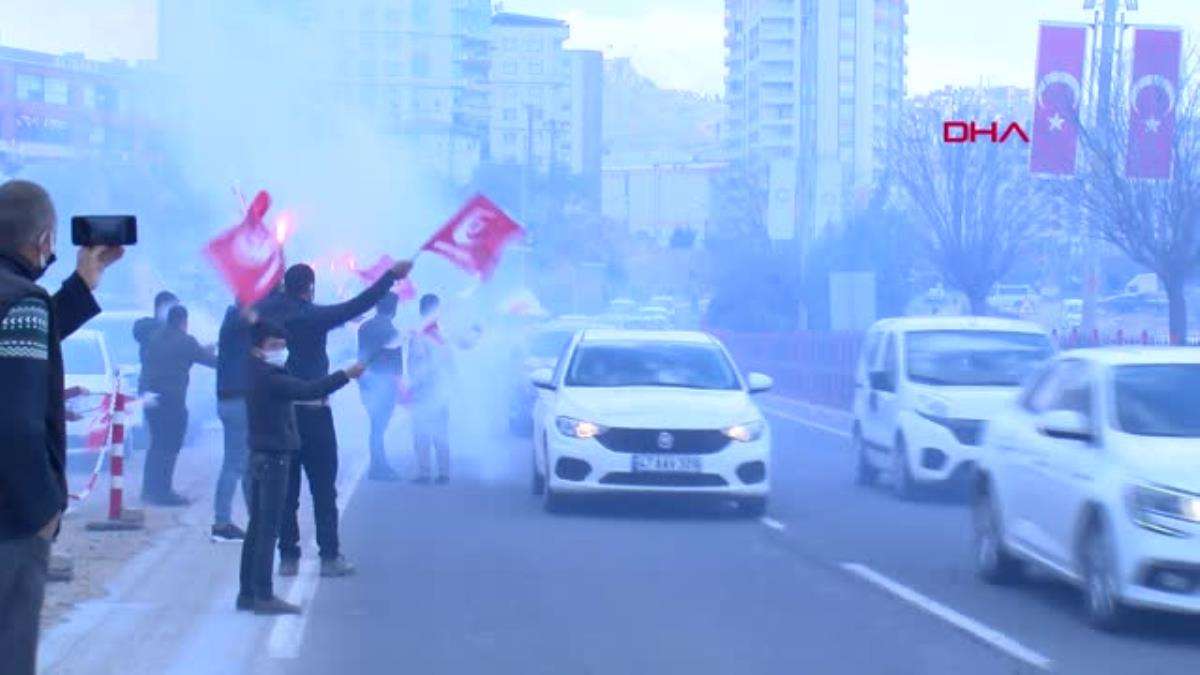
[257,271,396,382]
[357,313,402,379]
[141,325,217,405]
[132,315,162,392]
[0,254,100,540]
[247,356,349,452]
[216,305,254,399]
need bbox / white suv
[973,348,1200,630]
[852,317,1054,498]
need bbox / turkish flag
[203,190,285,305]
[1030,23,1088,176]
[420,194,524,280]
[355,254,417,301]
[1126,27,1182,180]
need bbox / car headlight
[723,420,765,442]
[555,416,607,439]
[1127,484,1200,534]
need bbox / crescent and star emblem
[1130,74,1177,134]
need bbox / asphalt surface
[262,400,1200,675]
[44,396,1200,674]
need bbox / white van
[851,316,1054,498]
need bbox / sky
[1,0,1199,96]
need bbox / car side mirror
[746,372,773,393]
[530,367,556,391]
[869,370,893,392]
[1037,410,1093,443]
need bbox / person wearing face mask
[257,259,412,578]
[132,290,178,394]
[239,320,364,615]
[0,180,123,675]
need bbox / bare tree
[891,90,1049,315]
[1069,64,1200,341]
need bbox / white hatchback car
[62,329,116,454]
[530,329,773,515]
[973,348,1200,630]
[852,316,1054,498]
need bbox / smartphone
[71,216,137,246]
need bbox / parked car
[972,348,1200,630]
[530,329,773,515]
[852,316,1055,498]
[987,284,1035,313]
[63,329,116,454]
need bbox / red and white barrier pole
[87,370,144,532]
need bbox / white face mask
[264,349,289,368]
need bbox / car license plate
[631,455,701,473]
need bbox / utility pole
[522,104,536,223]
[1082,0,1131,334]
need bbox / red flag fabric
[1030,23,1088,176]
[1126,27,1182,180]
[204,190,285,305]
[421,194,524,279]
[355,254,417,301]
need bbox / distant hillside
[603,57,724,165]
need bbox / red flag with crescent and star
[1126,27,1182,180]
[1030,23,1088,176]
[420,194,524,280]
[203,190,286,305]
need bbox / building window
[501,61,517,76]
[503,131,517,144]
[15,74,43,102]
[385,60,402,76]
[44,78,69,105]
[502,38,518,51]
[529,61,543,76]
[82,85,96,109]
[412,51,430,77]
[503,108,517,121]
[524,38,540,52]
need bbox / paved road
[261,399,1200,674]
[43,396,1200,674]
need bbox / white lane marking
[841,563,1053,672]
[760,405,851,439]
[267,454,370,659]
[759,516,786,532]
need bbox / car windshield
[528,329,574,359]
[1113,365,1200,438]
[63,337,106,375]
[565,341,740,389]
[905,330,1052,386]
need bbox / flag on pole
[203,190,285,305]
[1030,23,1088,176]
[1126,27,1182,180]
[420,194,524,280]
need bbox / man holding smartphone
[0,180,124,675]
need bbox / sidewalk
[38,396,379,675]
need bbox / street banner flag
[1030,23,1088,176]
[421,194,524,280]
[355,254,417,301]
[1126,27,1182,180]
[203,190,285,305]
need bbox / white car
[530,329,773,515]
[852,316,1054,498]
[62,329,116,454]
[972,347,1200,630]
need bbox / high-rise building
[156,0,491,185]
[488,13,603,200]
[724,0,907,241]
